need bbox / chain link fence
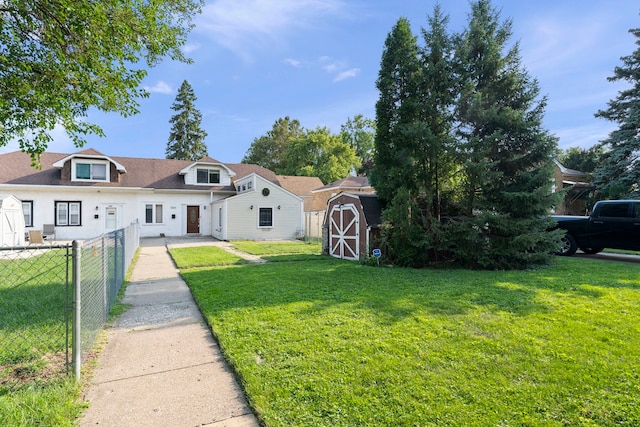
[0,244,71,393]
[0,222,139,393]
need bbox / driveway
[574,251,640,264]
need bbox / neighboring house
[553,160,594,216]
[0,149,303,241]
[308,176,375,239]
[277,175,325,239]
[310,176,375,212]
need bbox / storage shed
[0,195,26,246]
[323,192,383,261]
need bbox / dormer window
[196,168,220,184]
[72,159,109,181]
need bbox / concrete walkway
[79,237,260,427]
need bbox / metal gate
[329,203,359,260]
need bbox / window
[74,161,107,181]
[145,204,163,224]
[598,203,630,218]
[196,168,220,184]
[259,207,273,227]
[55,202,81,226]
[22,201,33,227]
[247,181,253,190]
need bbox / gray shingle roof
[0,150,280,191]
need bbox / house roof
[0,150,280,191]
[554,160,589,180]
[312,175,373,193]
[276,175,324,197]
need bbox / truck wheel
[581,247,604,255]
[557,234,578,256]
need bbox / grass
[0,248,86,426]
[231,240,321,256]
[169,245,250,268]
[0,244,141,426]
[176,244,640,426]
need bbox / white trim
[329,203,359,260]
[53,153,126,172]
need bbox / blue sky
[3,0,639,163]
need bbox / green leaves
[373,1,561,269]
[0,0,203,162]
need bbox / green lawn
[177,245,640,426]
[0,249,85,426]
[169,245,250,268]
[231,240,321,256]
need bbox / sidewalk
[79,237,260,427]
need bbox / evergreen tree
[452,0,562,269]
[242,116,303,173]
[373,8,457,267]
[415,5,458,221]
[370,17,421,204]
[593,26,640,199]
[166,80,208,161]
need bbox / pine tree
[370,17,421,204]
[372,10,457,267]
[452,0,562,269]
[166,80,208,161]
[593,26,640,199]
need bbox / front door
[187,205,200,234]
[104,206,120,233]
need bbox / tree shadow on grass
[182,256,640,328]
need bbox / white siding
[182,166,232,186]
[224,177,303,240]
[2,186,223,240]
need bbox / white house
[0,149,304,241]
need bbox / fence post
[72,240,82,381]
[102,235,108,322]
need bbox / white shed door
[329,204,359,260]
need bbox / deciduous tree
[340,115,375,176]
[242,117,303,173]
[165,80,208,161]
[0,0,202,163]
[284,127,358,184]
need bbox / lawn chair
[42,224,55,240]
[28,230,44,244]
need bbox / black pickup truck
[552,200,640,256]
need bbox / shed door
[329,203,359,260]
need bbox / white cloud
[333,68,360,82]
[144,81,173,94]
[196,0,346,61]
[182,43,201,54]
[284,58,302,68]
